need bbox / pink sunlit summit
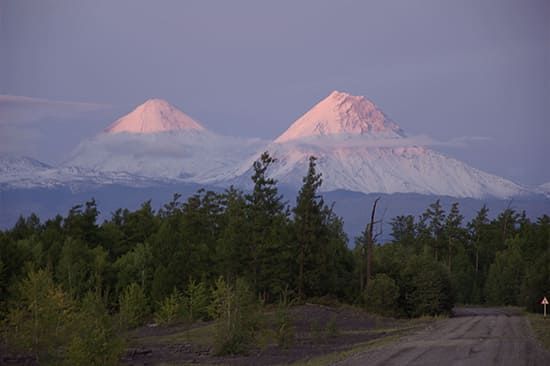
[104,98,205,134]
[275,90,404,143]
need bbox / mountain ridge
[0,92,534,200]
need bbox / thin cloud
[0,95,111,124]
[276,134,492,150]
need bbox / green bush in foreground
[3,269,72,363]
[364,273,400,317]
[155,288,184,325]
[64,293,124,366]
[184,278,210,321]
[403,255,454,317]
[209,277,260,355]
[274,288,295,348]
[3,271,124,365]
[119,282,149,328]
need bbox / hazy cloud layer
[68,131,268,161]
[0,95,113,161]
[0,95,110,124]
[277,134,492,150]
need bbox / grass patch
[527,312,550,350]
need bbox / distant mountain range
[0,91,536,197]
[1,91,548,232]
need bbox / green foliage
[57,237,92,298]
[119,282,149,328]
[364,273,400,317]
[151,264,175,307]
[292,156,353,301]
[114,242,152,294]
[3,269,72,363]
[246,152,292,299]
[155,288,184,325]
[274,287,295,348]
[402,255,454,317]
[209,277,260,355]
[1,150,549,364]
[184,278,210,321]
[485,238,525,305]
[64,292,124,366]
[521,251,550,312]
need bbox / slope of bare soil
[122,303,409,366]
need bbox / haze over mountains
[1,91,547,233]
[0,91,535,198]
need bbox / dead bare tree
[359,197,382,294]
[366,197,380,286]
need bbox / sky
[1,0,549,186]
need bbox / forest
[0,152,548,364]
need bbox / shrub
[155,288,184,325]
[274,288,295,348]
[364,273,400,317]
[402,255,454,317]
[64,292,124,366]
[184,279,209,321]
[520,252,550,312]
[209,277,259,355]
[119,283,148,328]
[3,269,72,363]
[485,241,524,306]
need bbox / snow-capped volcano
[275,90,404,143]
[228,91,526,199]
[105,98,205,134]
[65,98,265,182]
[2,92,530,199]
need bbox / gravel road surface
[337,307,550,366]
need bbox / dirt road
[337,307,550,366]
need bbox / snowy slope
[0,155,170,190]
[2,93,530,199]
[66,99,265,183]
[225,91,527,199]
[0,155,53,187]
[537,182,550,198]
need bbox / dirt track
[337,307,550,366]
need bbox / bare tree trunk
[366,197,380,288]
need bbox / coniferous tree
[293,156,324,299]
[423,199,446,261]
[217,187,249,281]
[246,152,289,298]
[444,202,464,271]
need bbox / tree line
[0,151,548,362]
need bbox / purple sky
[1,0,549,186]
